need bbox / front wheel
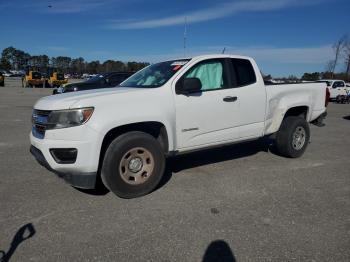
[275,116,310,158]
[101,131,165,198]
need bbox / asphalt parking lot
[0,78,349,262]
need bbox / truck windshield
[57,73,65,80]
[119,59,190,88]
[32,72,42,79]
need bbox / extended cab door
[174,58,240,149]
[228,58,266,139]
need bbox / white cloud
[107,0,325,29]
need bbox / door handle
[223,96,237,102]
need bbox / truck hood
[34,87,147,110]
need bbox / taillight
[325,87,330,107]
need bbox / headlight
[46,107,94,130]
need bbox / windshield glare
[120,59,190,88]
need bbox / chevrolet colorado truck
[30,54,328,198]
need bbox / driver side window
[184,59,227,91]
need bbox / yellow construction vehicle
[22,70,45,88]
[48,72,68,88]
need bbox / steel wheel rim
[119,147,154,185]
[292,126,306,150]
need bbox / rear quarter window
[231,58,256,87]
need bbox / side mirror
[180,78,202,94]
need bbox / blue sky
[0,0,349,77]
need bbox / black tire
[275,116,310,158]
[101,131,165,198]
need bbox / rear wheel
[101,131,165,198]
[275,116,310,158]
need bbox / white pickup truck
[30,54,328,198]
[317,79,348,99]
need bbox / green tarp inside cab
[185,61,224,90]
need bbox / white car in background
[1,70,12,77]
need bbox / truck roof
[164,54,254,63]
[193,54,253,60]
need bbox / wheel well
[98,122,169,173]
[284,106,308,119]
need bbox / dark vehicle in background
[53,72,133,94]
[0,72,4,86]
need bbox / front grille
[32,109,52,139]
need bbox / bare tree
[330,35,347,78]
[344,38,350,81]
[325,60,335,73]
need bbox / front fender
[94,117,175,152]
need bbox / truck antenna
[183,17,187,57]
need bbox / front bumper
[29,125,101,189]
[30,145,97,189]
[28,80,44,85]
[50,80,67,86]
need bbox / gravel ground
[0,78,349,262]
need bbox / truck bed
[264,82,327,135]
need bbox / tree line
[0,46,150,74]
[2,35,350,80]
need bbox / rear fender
[264,94,311,135]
